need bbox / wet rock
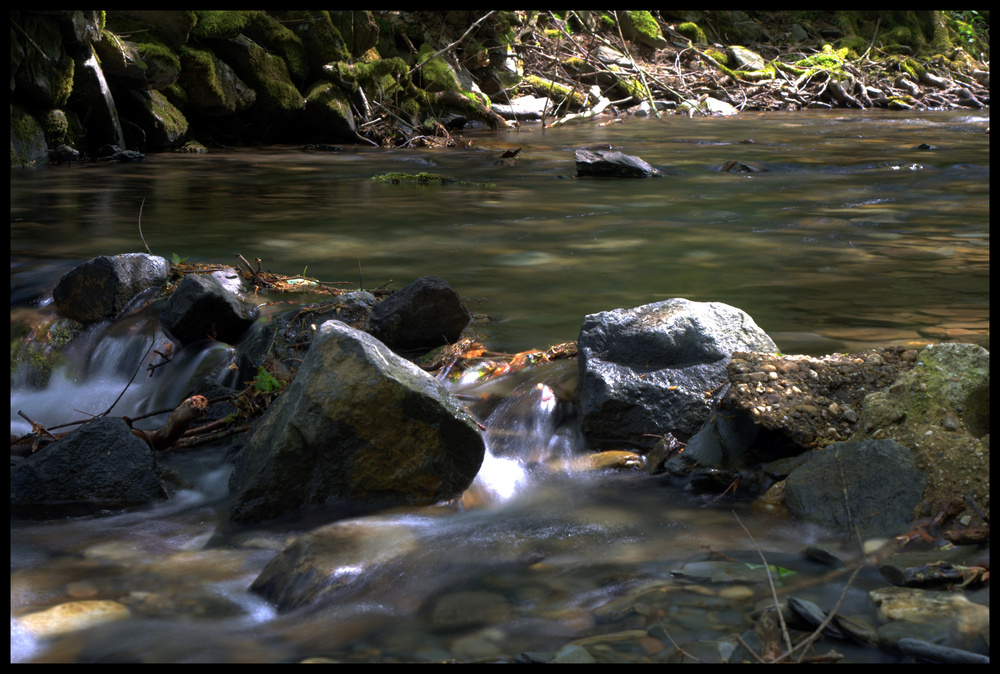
[364,276,471,353]
[576,298,777,445]
[575,147,661,178]
[229,320,485,522]
[897,637,990,664]
[783,439,925,537]
[17,600,130,638]
[159,272,259,347]
[250,519,419,611]
[870,586,989,638]
[851,342,989,521]
[11,417,169,517]
[877,546,988,589]
[52,253,170,324]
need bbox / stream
[10,110,990,662]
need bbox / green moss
[371,172,495,188]
[524,74,586,108]
[677,22,708,46]
[245,12,309,81]
[627,10,663,42]
[417,42,460,93]
[191,10,256,39]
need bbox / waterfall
[80,46,126,149]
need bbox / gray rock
[575,147,660,178]
[576,298,777,444]
[784,439,926,536]
[52,253,170,324]
[364,276,470,353]
[229,320,485,523]
[11,417,168,516]
[158,272,259,347]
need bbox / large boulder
[52,253,170,324]
[576,298,777,445]
[364,276,471,353]
[228,320,485,522]
[11,417,169,517]
[158,272,259,347]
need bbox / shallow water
[10,109,990,662]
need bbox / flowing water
[10,110,990,662]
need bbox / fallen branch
[132,395,208,452]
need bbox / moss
[677,22,708,46]
[245,12,309,82]
[371,172,495,188]
[191,10,256,39]
[524,74,586,108]
[626,10,663,42]
[417,42,460,92]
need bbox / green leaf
[254,365,282,392]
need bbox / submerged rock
[229,320,485,522]
[576,298,777,445]
[52,253,170,324]
[11,417,169,517]
[251,519,419,611]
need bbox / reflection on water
[10,110,990,662]
[11,110,989,355]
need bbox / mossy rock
[304,80,357,140]
[677,22,708,46]
[371,172,495,188]
[190,10,257,39]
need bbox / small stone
[17,600,130,638]
[941,413,961,430]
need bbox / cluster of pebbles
[726,346,921,448]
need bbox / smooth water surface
[12,109,989,354]
[10,110,990,663]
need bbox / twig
[732,511,794,654]
[137,198,152,255]
[102,339,155,418]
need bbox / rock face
[228,320,485,523]
[575,147,661,178]
[850,342,989,520]
[783,438,927,537]
[364,276,471,353]
[10,417,169,517]
[576,298,777,444]
[52,253,170,324]
[158,272,259,347]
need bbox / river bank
[10,11,990,165]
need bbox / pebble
[17,600,131,638]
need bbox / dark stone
[575,147,660,178]
[11,417,168,517]
[784,439,927,536]
[364,276,470,353]
[576,298,777,444]
[159,272,259,347]
[52,253,170,324]
[228,320,485,523]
